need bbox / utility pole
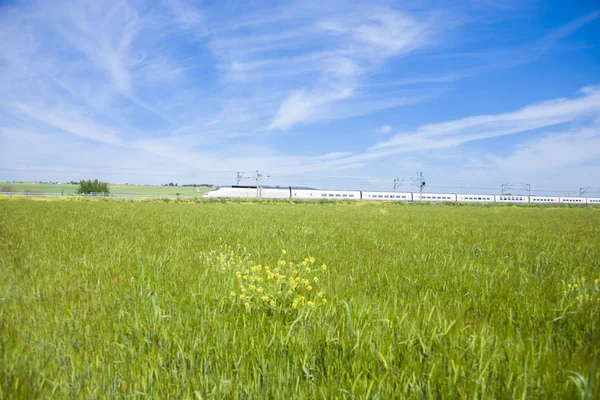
[411,172,425,201]
[255,170,262,198]
[579,187,589,197]
[254,170,270,198]
[236,172,244,185]
[393,178,403,192]
[501,183,513,195]
[524,183,531,197]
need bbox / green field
[0,182,211,196]
[1,199,599,398]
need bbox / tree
[76,179,110,194]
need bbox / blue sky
[1,0,600,196]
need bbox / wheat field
[1,198,599,398]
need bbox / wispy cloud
[489,121,600,172]
[372,86,600,151]
[295,86,600,172]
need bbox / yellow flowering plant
[230,250,328,312]
[562,277,600,307]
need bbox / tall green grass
[1,199,599,398]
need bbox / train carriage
[292,189,360,200]
[457,194,494,203]
[362,191,412,201]
[559,197,586,204]
[413,193,457,202]
[495,195,529,203]
[529,196,559,203]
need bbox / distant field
[0,182,211,196]
[1,198,599,398]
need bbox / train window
[335,194,341,197]
[322,194,327,197]
[342,194,347,197]
[329,194,334,197]
[384,195,389,198]
[350,194,354,197]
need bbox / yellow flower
[292,301,298,309]
[269,300,276,306]
[281,249,287,255]
[307,285,313,291]
[287,290,293,295]
[595,279,599,285]
[257,287,264,293]
[576,296,580,301]
[597,298,600,302]
[289,261,294,266]
[230,291,236,297]
[317,291,324,297]
[239,294,245,299]
[261,295,269,302]
[568,284,572,288]
[313,277,319,282]
[309,257,315,264]
[307,301,315,307]
[321,264,327,271]
[322,298,327,304]
[236,272,242,277]
[244,302,250,308]
[563,290,567,295]
[306,267,311,273]
[574,284,579,288]
[581,277,586,283]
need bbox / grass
[1,198,599,398]
[0,182,211,196]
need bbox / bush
[1,186,14,192]
[76,179,110,194]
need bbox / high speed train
[203,185,600,204]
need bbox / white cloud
[490,122,600,172]
[380,125,392,134]
[289,86,600,174]
[270,88,353,130]
[372,86,600,151]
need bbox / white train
[203,185,600,205]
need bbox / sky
[1,0,600,196]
